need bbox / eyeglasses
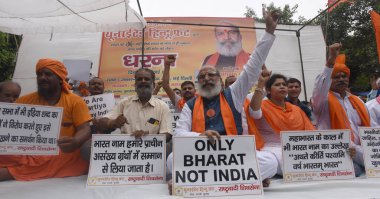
[198,71,219,80]
[215,29,239,37]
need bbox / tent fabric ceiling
[0,0,146,35]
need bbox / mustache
[219,40,236,46]
[337,82,347,85]
[137,84,151,89]
[201,82,214,88]
[38,80,49,84]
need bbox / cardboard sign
[359,127,380,178]
[0,102,62,155]
[281,130,355,182]
[173,136,263,197]
[87,134,166,186]
[83,93,115,119]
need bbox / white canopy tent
[0,0,146,34]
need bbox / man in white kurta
[366,96,380,126]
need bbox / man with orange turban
[311,43,370,177]
[0,58,92,181]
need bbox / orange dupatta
[261,100,315,133]
[177,98,186,110]
[206,50,250,69]
[192,93,238,135]
[328,92,370,140]
[244,98,264,150]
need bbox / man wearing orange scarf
[311,43,370,176]
[162,55,196,111]
[166,10,280,190]
[0,58,92,181]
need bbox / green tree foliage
[317,0,380,92]
[0,32,21,82]
[244,3,306,24]
[245,1,380,92]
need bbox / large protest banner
[173,136,262,197]
[99,17,256,96]
[82,93,115,119]
[281,130,355,182]
[87,134,166,186]
[359,127,380,178]
[0,102,62,155]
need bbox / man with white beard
[167,9,280,192]
[97,68,172,141]
[202,20,250,70]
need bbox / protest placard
[173,136,263,197]
[160,97,181,130]
[359,127,380,178]
[82,93,115,119]
[281,130,355,182]
[87,134,166,186]
[0,102,62,155]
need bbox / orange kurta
[261,100,315,133]
[0,92,91,181]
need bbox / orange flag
[371,10,380,63]
[328,0,348,12]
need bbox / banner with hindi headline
[173,136,263,197]
[281,130,355,182]
[87,134,166,187]
[0,102,62,155]
[82,93,116,119]
[99,17,256,96]
[359,127,380,178]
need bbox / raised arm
[152,80,162,95]
[311,43,342,114]
[162,55,181,106]
[230,9,279,112]
[250,65,271,115]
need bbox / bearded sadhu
[0,58,92,181]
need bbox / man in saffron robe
[166,10,280,192]
[0,58,92,181]
[311,43,370,176]
[201,20,250,70]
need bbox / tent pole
[296,30,308,102]
[136,0,145,68]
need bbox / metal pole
[298,0,343,32]
[136,0,145,68]
[296,30,308,101]
[146,21,296,32]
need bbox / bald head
[0,81,21,103]
[88,77,105,95]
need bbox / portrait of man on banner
[201,20,251,78]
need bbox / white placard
[63,59,92,82]
[160,97,181,130]
[281,130,355,182]
[173,136,263,197]
[82,93,115,119]
[0,102,62,155]
[87,134,166,187]
[359,127,380,178]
